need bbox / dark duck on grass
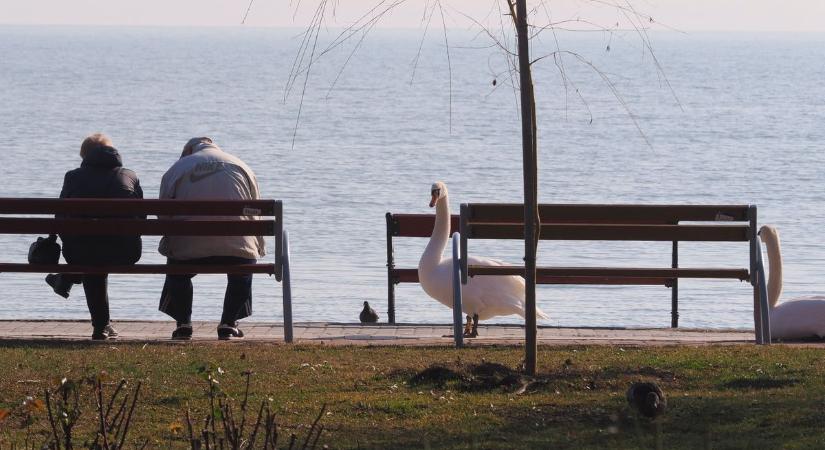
[359,301,379,323]
[626,382,667,419]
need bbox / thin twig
[241,0,255,25]
[44,391,61,450]
[117,382,142,450]
[301,404,327,450]
[96,379,110,449]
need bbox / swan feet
[463,314,480,338]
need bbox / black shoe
[45,274,71,299]
[172,323,193,340]
[217,322,244,340]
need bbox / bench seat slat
[466,204,750,223]
[0,263,277,275]
[392,268,675,285]
[468,265,750,281]
[391,214,459,237]
[390,268,419,283]
[535,276,672,285]
[467,223,750,242]
[0,218,275,236]
[0,198,278,216]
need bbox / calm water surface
[0,26,823,329]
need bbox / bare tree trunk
[514,0,538,376]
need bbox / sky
[1,0,824,32]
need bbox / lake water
[0,26,823,330]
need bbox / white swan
[418,181,549,337]
[759,225,825,340]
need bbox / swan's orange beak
[429,192,439,208]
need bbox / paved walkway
[0,320,766,346]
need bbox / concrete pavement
[0,320,765,346]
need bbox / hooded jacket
[59,145,143,265]
[158,142,265,260]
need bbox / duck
[759,225,825,340]
[626,381,667,419]
[359,301,379,323]
[417,181,549,337]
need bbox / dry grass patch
[0,342,823,448]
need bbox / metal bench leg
[753,282,765,345]
[671,240,679,328]
[752,238,771,345]
[670,279,679,328]
[451,233,463,348]
[754,238,771,344]
[758,271,771,344]
[386,213,396,324]
[282,230,293,344]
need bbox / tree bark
[514,0,538,375]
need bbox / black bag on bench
[28,234,61,264]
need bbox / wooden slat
[391,214,459,237]
[468,265,750,281]
[390,268,419,283]
[466,203,750,223]
[0,263,277,275]
[466,223,750,242]
[0,218,276,236]
[535,275,671,285]
[0,198,279,216]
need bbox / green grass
[1,342,824,448]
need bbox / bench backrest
[384,212,458,323]
[459,203,758,284]
[0,198,284,278]
[385,212,459,279]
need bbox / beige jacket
[158,143,265,260]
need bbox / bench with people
[0,134,292,341]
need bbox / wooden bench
[0,198,294,342]
[456,203,771,344]
[385,212,458,323]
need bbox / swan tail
[517,306,550,321]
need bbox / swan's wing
[461,274,525,320]
[464,255,551,320]
[771,298,825,339]
[466,255,513,268]
[420,256,551,321]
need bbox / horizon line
[1,22,825,34]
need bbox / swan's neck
[762,230,783,308]
[419,197,450,272]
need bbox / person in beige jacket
[158,137,265,340]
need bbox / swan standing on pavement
[417,181,549,337]
[759,225,825,340]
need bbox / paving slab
[0,320,792,346]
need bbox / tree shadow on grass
[404,361,528,393]
[720,377,799,390]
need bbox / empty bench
[456,203,770,344]
[0,198,294,342]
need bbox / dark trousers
[52,274,110,330]
[158,256,255,324]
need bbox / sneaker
[91,325,114,341]
[45,274,71,299]
[103,323,118,338]
[217,322,244,340]
[172,323,193,340]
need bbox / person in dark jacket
[45,133,143,340]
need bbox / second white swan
[759,225,825,340]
